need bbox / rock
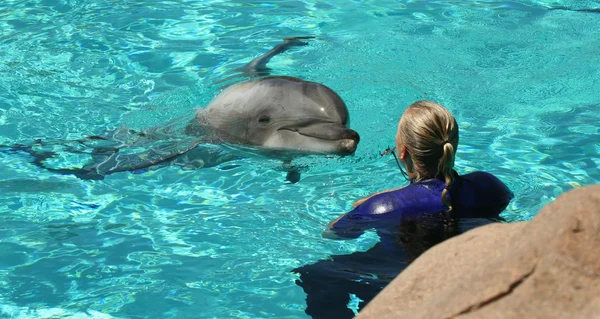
[357,184,600,319]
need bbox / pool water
[1,0,599,318]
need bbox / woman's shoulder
[368,182,435,201]
[453,171,514,217]
[356,181,445,216]
[460,170,502,179]
[458,171,511,192]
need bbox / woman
[323,100,513,244]
[293,101,514,319]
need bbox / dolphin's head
[196,76,360,157]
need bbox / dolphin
[3,37,360,183]
[186,76,359,157]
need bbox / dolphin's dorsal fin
[215,36,315,84]
[242,36,315,72]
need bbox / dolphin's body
[4,37,360,183]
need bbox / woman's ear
[399,144,408,160]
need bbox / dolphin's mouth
[279,122,360,143]
[276,122,360,155]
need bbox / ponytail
[439,141,456,212]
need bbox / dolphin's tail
[0,139,109,180]
[0,129,205,180]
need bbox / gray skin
[4,37,360,183]
[187,76,359,158]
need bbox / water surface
[1,0,599,318]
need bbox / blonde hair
[397,100,459,211]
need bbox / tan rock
[357,184,600,319]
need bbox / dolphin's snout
[337,128,360,156]
[339,138,358,155]
[344,128,360,144]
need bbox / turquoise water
[1,0,599,317]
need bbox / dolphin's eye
[258,115,271,126]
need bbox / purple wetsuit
[329,171,514,251]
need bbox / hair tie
[441,140,450,147]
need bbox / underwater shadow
[292,217,500,319]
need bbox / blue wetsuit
[294,171,513,319]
